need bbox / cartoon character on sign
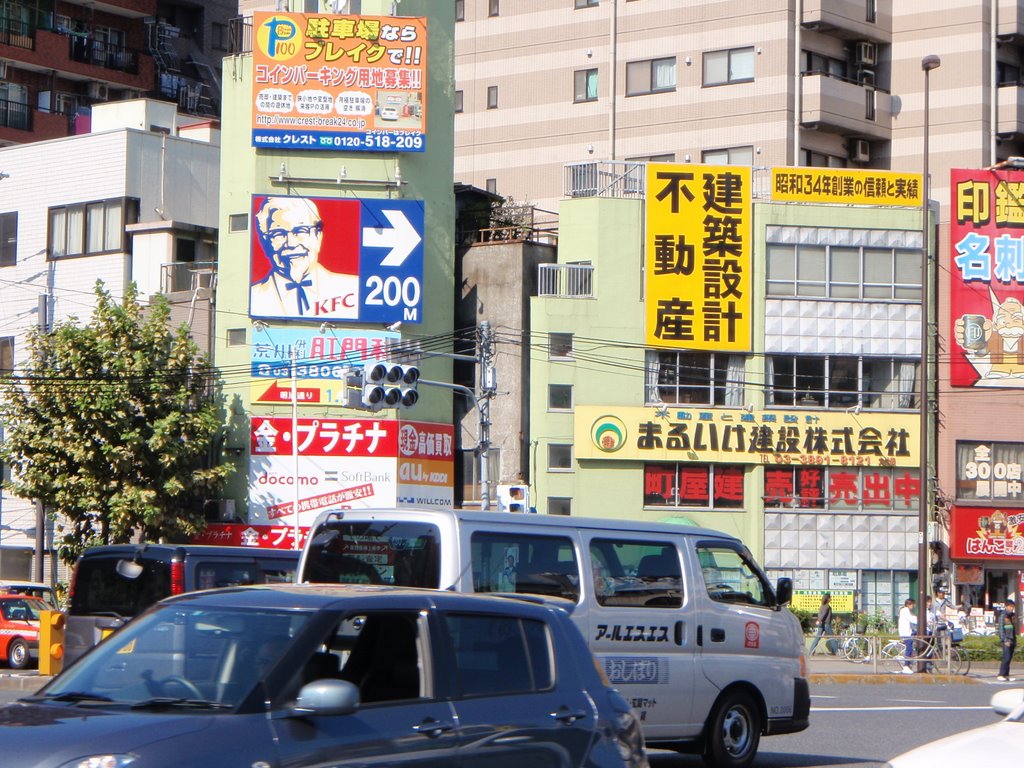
[954,290,1024,381]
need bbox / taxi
[0,594,46,669]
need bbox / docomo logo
[256,472,320,487]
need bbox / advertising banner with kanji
[396,421,455,508]
[252,11,427,152]
[950,168,1024,387]
[771,168,921,207]
[645,164,751,351]
[576,406,918,466]
[249,324,400,407]
[950,505,1024,560]
[955,440,1024,504]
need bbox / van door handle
[710,628,726,642]
[412,718,455,738]
[674,621,683,646]
[551,707,588,725]
[697,624,703,646]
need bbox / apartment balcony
[998,0,1024,42]
[801,72,892,141]
[998,84,1024,139]
[802,0,891,43]
[161,260,217,298]
[564,161,645,199]
[61,0,158,18]
[0,98,70,145]
[537,263,594,299]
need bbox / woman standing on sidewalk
[898,598,917,674]
[997,598,1018,682]
[809,593,833,654]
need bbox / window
[445,613,554,696]
[997,61,1020,86]
[549,332,573,359]
[590,539,683,608]
[548,444,573,471]
[211,22,228,51]
[0,212,16,266]
[766,355,918,410]
[548,497,572,516]
[766,241,921,300]
[702,146,754,166]
[0,336,12,375]
[626,153,676,163]
[48,198,138,259]
[575,0,599,7]
[486,85,498,109]
[703,47,755,86]
[644,464,744,509]
[471,531,579,600]
[763,466,921,512]
[866,0,876,23]
[301,520,442,587]
[548,384,573,411]
[626,57,675,96]
[454,89,463,113]
[645,350,745,406]
[573,68,598,102]
[227,328,247,347]
[801,149,847,168]
[489,0,499,17]
[801,50,848,80]
[697,545,770,607]
[955,441,1024,504]
[455,0,465,21]
[229,213,248,232]
[485,178,497,194]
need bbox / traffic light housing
[498,484,530,513]
[39,609,65,676]
[360,362,419,410]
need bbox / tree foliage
[0,282,231,564]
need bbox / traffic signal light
[39,609,65,676]
[360,362,419,410]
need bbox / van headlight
[57,756,136,768]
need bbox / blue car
[0,584,648,768]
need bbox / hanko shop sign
[576,406,918,466]
[252,12,427,152]
[955,440,1024,503]
[951,505,1024,560]
[396,421,454,509]
[950,168,1024,388]
[645,164,752,351]
[771,168,921,207]
[249,416,399,526]
[249,324,399,407]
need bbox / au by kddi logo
[591,416,627,453]
[257,14,302,63]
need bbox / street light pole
[918,54,941,651]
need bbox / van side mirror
[774,577,793,608]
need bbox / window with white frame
[574,68,598,102]
[0,212,16,266]
[549,333,574,359]
[644,463,745,509]
[455,0,465,21]
[455,89,464,112]
[766,355,918,410]
[548,384,573,411]
[0,336,12,375]
[548,444,574,471]
[626,57,675,96]
[487,85,498,109]
[488,0,499,17]
[703,47,755,86]
[575,0,599,6]
[548,497,572,515]
[702,146,754,165]
[48,198,139,259]
[645,350,745,406]
[801,149,848,168]
[766,241,921,300]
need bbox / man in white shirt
[897,598,917,674]
[251,196,359,320]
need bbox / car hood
[0,701,218,763]
[889,721,1021,767]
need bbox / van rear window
[69,558,171,618]
[303,522,440,587]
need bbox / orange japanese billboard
[252,11,427,152]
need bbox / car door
[442,609,597,768]
[270,608,460,767]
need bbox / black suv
[7,584,648,768]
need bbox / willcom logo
[591,416,627,453]
[257,14,301,63]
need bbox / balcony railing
[0,15,34,50]
[538,263,594,298]
[68,36,139,74]
[229,16,253,55]
[0,98,31,131]
[564,161,645,199]
[161,261,217,294]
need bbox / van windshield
[302,521,440,587]
[70,557,171,618]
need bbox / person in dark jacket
[997,598,1018,682]
[808,593,833,654]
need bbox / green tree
[0,281,231,564]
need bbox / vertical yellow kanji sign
[645,164,752,351]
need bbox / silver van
[297,508,809,768]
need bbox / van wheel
[703,690,760,768]
[7,638,29,670]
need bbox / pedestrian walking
[898,598,917,674]
[808,593,833,654]
[997,598,1018,682]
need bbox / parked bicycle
[880,625,970,675]
[837,625,872,663]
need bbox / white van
[298,508,809,768]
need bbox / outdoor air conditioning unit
[858,69,876,88]
[855,41,876,67]
[123,89,143,100]
[88,82,109,100]
[850,139,871,163]
[0,60,8,80]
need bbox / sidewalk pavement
[807,651,1011,684]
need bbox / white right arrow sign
[363,209,422,267]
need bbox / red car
[0,594,46,669]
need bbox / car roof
[0,581,52,589]
[78,544,301,560]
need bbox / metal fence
[537,263,594,298]
[161,261,217,295]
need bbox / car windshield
[41,604,312,710]
[0,597,48,621]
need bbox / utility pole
[34,294,48,583]
[477,322,495,510]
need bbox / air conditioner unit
[123,89,143,100]
[87,82,109,100]
[0,61,8,80]
[850,139,871,163]
[855,41,876,67]
[858,69,875,88]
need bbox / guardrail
[807,631,971,675]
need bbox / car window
[697,544,770,607]
[1,598,47,621]
[444,613,553,697]
[69,557,171,617]
[303,521,440,587]
[589,539,683,608]
[470,532,580,601]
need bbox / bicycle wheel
[842,635,871,663]
[949,646,970,676]
[881,640,908,674]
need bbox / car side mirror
[775,577,793,608]
[292,679,360,717]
